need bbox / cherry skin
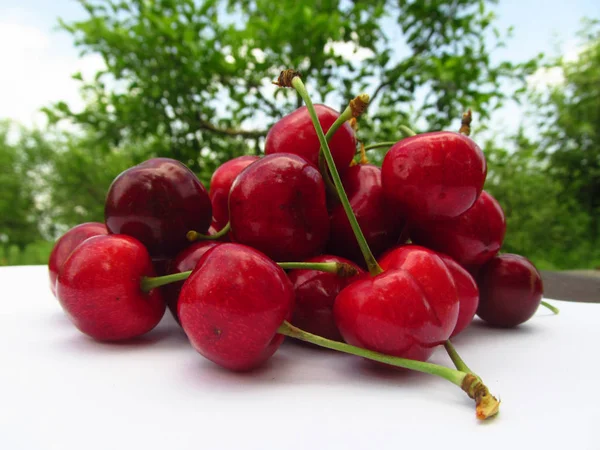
[327,164,406,265]
[381,131,487,222]
[178,243,295,371]
[438,253,479,337]
[265,104,356,174]
[476,254,544,328]
[209,155,259,228]
[410,191,506,269]
[229,153,330,261]
[162,241,221,324]
[56,234,166,341]
[334,245,459,362]
[48,222,108,296]
[287,255,364,341]
[105,157,212,259]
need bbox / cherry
[334,245,459,362]
[162,241,221,324]
[105,157,212,259]
[437,253,479,337]
[228,153,330,261]
[381,131,487,222]
[327,164,406,264]
[209,155,259,228]
[48,222,108,296]
[265,104,356,174]
[56,234,165,341]
[178,243,294,371]
[410,191,506,269]
[287,255,364,341]
[476,253,544,328]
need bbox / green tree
[45,0,535,183]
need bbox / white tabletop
[1,265,598,450]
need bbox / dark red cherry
[178,243,295,371]
[476,254,544,327]
[287,255,364,341]
[410,191,506,268]
[48,222,108,296]
[229,153,330,261]
[438,253,479,337]
[105,157,212,258]
[381,131,486,222]
[56,234,166,341]
[334,245,459,362]
[265,104,356,174]
[162,241,220,324]
[209,155,259,227]
[327,164,406,264]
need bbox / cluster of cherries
[47,71,553,420]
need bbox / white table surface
[1,265,598,450]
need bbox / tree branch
[197,117,267,139]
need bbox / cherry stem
[278,261,359,277]
[187,222,231,242]
[444,340,473,374]
[540,300,560,315]
[362,141,396,152]
[399,125,417,137]
[290,75,383,276]
[141,271,192,292]
[277,321,500,420]
[140,261,357,293]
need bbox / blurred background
[0,0,598,270]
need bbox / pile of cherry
[47,74,554,421]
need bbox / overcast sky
[1,0,598,136]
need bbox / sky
[0,0,599,137]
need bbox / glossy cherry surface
[209,155,259,228]
[381,131,487,222]
[334,245,459,362]
[105,157,212,258]
[265,104,356,174]
[287,255,364,341]
[178,243,295,371]
[327,164,406,264]
[229,153,330,261]
[163,241,220,324]
[410,191,506,268]
[56,234,166,341]
[476,254,544,328]
[48,222,108,296]
[438,253,479,337]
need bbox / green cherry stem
[363,141,397,152]
[541,300,560,315]
[444,340,473,374]
[140,261,358,293]
[187,222,231,242]
[289,75,382,276]
[399,125,417,137]
[277,321,500,420]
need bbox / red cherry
[327,164,406,264]
[382,131,486,221]
[334,245,459,362]
[162,241,220,324]
[105,158,212,258]
[437,253,479,337]
[476,254,544,327]
[48,222,108,296]
[410,191,506,267]
[178,243,295,371]
[209,155,259,227]
[265,104,356,174]
[56,234,166,341]
[229,153,330,261]
[287,255,364,341]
